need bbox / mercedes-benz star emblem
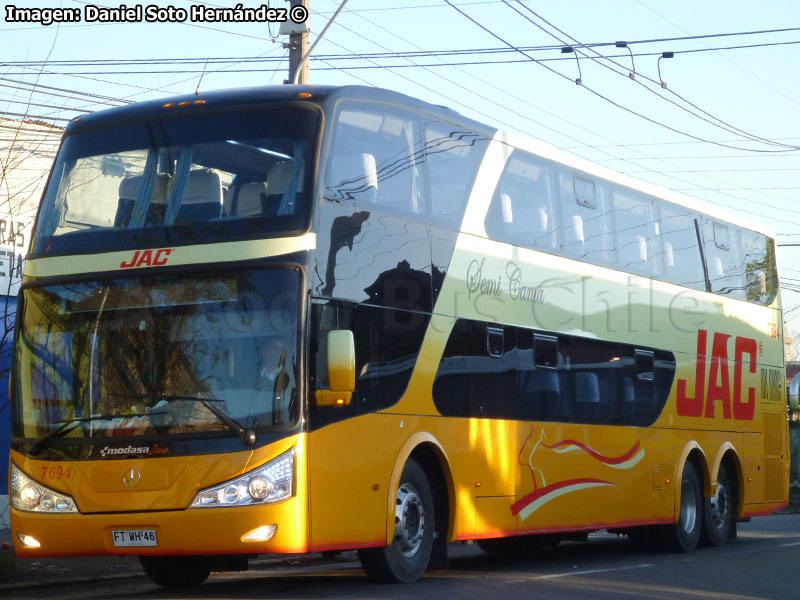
[123,468,141,488]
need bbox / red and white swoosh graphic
[543,439,645,470]
[514,428,645,521]
[511,478,614,521]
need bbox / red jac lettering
[676,329,706,417]
[733,337,757,420]
[153,248,172,265]
[677,329,756,421]
[120,250,140,269]
[120,248,173,269]
[705,333,732,419]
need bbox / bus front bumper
[10,499,309,558]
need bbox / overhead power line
[443,1,799,154]
[502,1,799,151]
[2,37,798,68]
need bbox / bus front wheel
[139,555,213,588]
[657,460,702,552]
[358,458,434,583]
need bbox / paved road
[7,515,800,599]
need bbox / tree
[0,115,61,528]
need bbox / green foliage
[744,238,778,304]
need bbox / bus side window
[326,152,378,205]
[520,331,557,421]
[432,319,518,419]
[740,228,778,305]
[424,121,489,229]
[571,338,621,425]
[325,102,426,219]
[611,188,659,278]
[621,347,658,424]
[703,218,745,301]
[558,170,614,264]
[484,150,556,249]
[656,201,706,291]
[522,333,571,422]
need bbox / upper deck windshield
[13,268,300,458]
[33,106,319,256]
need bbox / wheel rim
[708,478,729,532]
[680,478,697,534]
[394,482,425,558]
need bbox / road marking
[426,563,654,582]
[532,563,654,581]
[780,541,800,547]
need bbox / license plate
[112,529,158,547]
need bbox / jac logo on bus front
[120,248,173,269]
[677,329,763,421]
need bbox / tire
[656,460,702,552]
[700,463,734,547]
[139,555,213,588]
[358,458,434,583]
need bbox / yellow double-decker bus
[9,85,788,586]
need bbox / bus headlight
[10,463,78,513]
[189,448,293,508]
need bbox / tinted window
[424,120,488,228]
[571,338,621,424]
[353,303,430,414]
[308,300,430,430]
[34,109,318,256]
[436,326,676,426]
[14,269,301,454]
[519,332,571,422]
[432,319,518,419]
[325,102,425,218]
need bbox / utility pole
[287,0,310,84]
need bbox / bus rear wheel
[701,463,734,547]
[358,458,434,583]
[139,555,213,588]
[657,460,702,552]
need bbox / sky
[2,0,800,333]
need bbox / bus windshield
[33,107,319,255]
[13,268,300,453]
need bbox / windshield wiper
[28,410,166,456]
[154,394,256,446]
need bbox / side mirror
[315,330,355,407]
[789,373,800,412]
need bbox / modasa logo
[120,248,173,269]
[676,330,757,420]
[99,444,169,457]
[100,445,150,457]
